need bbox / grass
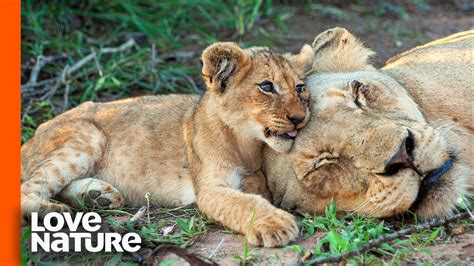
[234,204,257,265]
[21,199,472,265]
[21,0,299,144]
[21,204,210,264]
[286,199,472,264]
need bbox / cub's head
[201,42,314,152]
[265,28,471,220]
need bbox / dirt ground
[138,216,473,265]
[258,3,473,67]
[194,232,473,265]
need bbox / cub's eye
[258,81,275,93]
[295,84,305,94]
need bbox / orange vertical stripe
[0,0,21,265]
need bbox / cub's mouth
[410,159,454,210]
[264,128,298,140]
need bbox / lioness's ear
[201,42,250,93]
[311,27,375,73]
[284,44,314,75]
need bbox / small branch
[62,82,71,112]
[130,206,147,225]
[22,78,57,92]
[22,39,136,93]
[207,238,225,259]
[91,48,103,77]
[162,51,195,62]
[65,39,136,77]
[27,54,67,85]
[21,39,137,115]
[310,212,472,265]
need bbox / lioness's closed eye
[264,28,472,221]
[21,41,314,248]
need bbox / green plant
[296,199,452,264]
[20,228,32,266]
[234,204,257,265]
[132,214,207,248]
[21,0,293,143]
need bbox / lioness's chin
[414,163,471,220]
[265,136,294,153]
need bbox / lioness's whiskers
[350,198,371,214]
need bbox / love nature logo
[30,212,141,253]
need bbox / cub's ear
[201,42,251,93]
[284,44,314,75]
[311,27,375,73]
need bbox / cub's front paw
[246,208,298,247]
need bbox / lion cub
[184,43,313,247]
[21,42,313,247]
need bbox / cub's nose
[287,115,305,126]
[384,130,415,175]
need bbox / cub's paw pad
[88,190,101,199]
[247,208,298,247]
[82,185,124,209]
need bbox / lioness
[21,42,314,247]
[265,28,473,220]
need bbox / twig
[130,206,147,225]
[22,39,136,93]
[145,192,152,224]
[65,39,136,77]
[21,100,33,123]
[141,244,216,266]
[21,39,136,115]
[61,65,71,112]
[162,51,195,62]
[21,78,57,91]
[151,42,158,64]
[207,238,225,259]
[63,82,71,112]
[91,48,103,77]
[27,54,67,85]
[310,212,472,265]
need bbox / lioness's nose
[384,130,415,175]
[287,115,305,126]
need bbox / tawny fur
[311,27,376,73]
[264,28,473,220]
[21,42,314,247]
[22,29,472,248]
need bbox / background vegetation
[22,0,471,143]
[21,0,473,264]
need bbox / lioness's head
[265,28,471,220]
[201,42,314,152]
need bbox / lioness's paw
[247,208,298,247]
